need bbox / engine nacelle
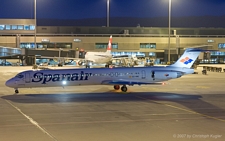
[151,70,183,81]
[77,60,83,66]
[77,60,88,66]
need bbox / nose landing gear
[14,89,19,94]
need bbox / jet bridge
[0,46,24,65]
[0,46,23,57]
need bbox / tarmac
[0,65,225,141]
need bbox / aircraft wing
[37,56,83,61]
[101,79,164,85]
[112,55,129,58]
[37,56,76,60]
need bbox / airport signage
[42,39,50,43]
[74,38,81,42]
[207,39,214,43]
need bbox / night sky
[0,0,225,19]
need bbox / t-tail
[169,48,213,68]
[106,35,112,54]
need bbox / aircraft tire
[15,90,19,94]
[121,86,127,92]
[78,61,83,66]
[114,85,120,90]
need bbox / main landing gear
[113,85,127,92]
[85,65,91,68]
[105,64,110,68]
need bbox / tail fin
[170,48,209,68]
[106,35,112,54]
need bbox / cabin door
[25,73,30,83]
[142,70,146,79]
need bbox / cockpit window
[15,74,24,78]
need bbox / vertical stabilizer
[106,35,112,54]
[169,48,202,68]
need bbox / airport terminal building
[1,19,225,65]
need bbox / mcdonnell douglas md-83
[6,48,206,94]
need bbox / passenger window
[110,72,114,77]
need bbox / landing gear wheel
[114,85,120,90]
[121,85,127,92]
[78,61,83,66]
[15,89,19,94]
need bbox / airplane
[35,35,113,68]
[77,35,139,68]
[111,54,139,67]
[37,35,138,68]
[77,35,113,68]
[5,48,207,94]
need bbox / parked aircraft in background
[6,48,207,94]
[36,36,113,68]
[36,35,139,68]
[77,35,113,68]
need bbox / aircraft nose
[5,79,14,88]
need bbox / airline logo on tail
[106,35,112,52]
[180,57,193,65]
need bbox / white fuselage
[5,66,193,89]
[85,52,112,64]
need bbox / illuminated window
[95,43,118,49]
[12,25,17,30]
[24,25,30,30]
[140,43,156,49]
[218,43,225,49]
[20,43,72,49]
[18,25,23,30]
[149,52,156,56]
[5,25,11,30]
[211,51,225,56]
[0,25,5,30]
[30,25,35,30]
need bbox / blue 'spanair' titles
[32,71,92,84]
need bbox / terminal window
[211,51,225,56]
[96,43,118,49]
[18,25,24,30]
[20,43,72,49]
[149,52,156,56]
[0,25,4,30]
[30,25,35,30]
[12,25,17,30]
[24,25,30,30]
[0,24,33,30]
[218,43,225,49]
[112,52,145,57]
[5,25,11,30]
[140,43,156,49]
